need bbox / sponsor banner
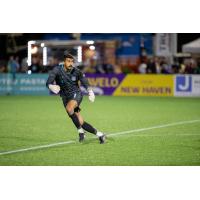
[113,75,174,96]
[0,73,49,95]
[193,76,200,95]
[82,74,125,95]
[175,75,200,96]
[0,73,125,96]
[1,73,198,97]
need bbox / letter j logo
[176,76,192,92]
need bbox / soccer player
[46,51,106,144]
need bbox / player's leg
[66,100,85,142]
[75,112,96,134]
[75,112,106,144]
[66,100,81,128]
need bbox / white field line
[116,133,200,137]
[0,141,74,156]
[107,119,200,137]
[0,119,200,156]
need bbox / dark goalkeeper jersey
[46,64,89,97]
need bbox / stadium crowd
[0,55,200,74]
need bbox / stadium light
[86,40,94,45]
[27,41,36,66]
[41,43,45,47]
[89,45,95,50]
[43,47,47,66]
[31,46,38,54]
[77,46,82,63]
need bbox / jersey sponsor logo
[71,76,76,81]
[176,76,192,92]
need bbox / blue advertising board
[0,73,49,95]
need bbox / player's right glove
[88,88,95,102]
[48,84,60,94]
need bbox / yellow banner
[113,75,174,96]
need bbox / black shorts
[62,92,83,113]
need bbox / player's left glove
[88,88,95,102]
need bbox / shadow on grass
[80,136,115,145]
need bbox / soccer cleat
[79,132,85,142]
[98,134,106,144]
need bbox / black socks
[82,122,97,135]
[69,113,97,135]
[69,113,81,129]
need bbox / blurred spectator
[194,59,200,74]
[184,59,196,74]
[171,61,180,74]
[95,59,114,74]
[103,63,114,74]
[7,56,19,73]
[146,57,157,74]
[113,59,122,74]
[160,60,172,74]
[179,63,186,74]
[20,57,28,73]
[138,62,147,74]
[1,54,200,75]
[155,59,161,74]
[0,59,7,72]
[7,56,20,79]
[29,56,41,73]
[82,64,95,73]
[15,56,20,71]
[95,60,105,74]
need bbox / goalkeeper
[46,51,106,144]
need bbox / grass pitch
[0,95,200,166]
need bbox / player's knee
[66,106,74,116]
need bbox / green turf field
[0,95,200,166]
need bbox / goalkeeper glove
[88,88,95,102]
[48,84,60,94]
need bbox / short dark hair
[63,51,75,60]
